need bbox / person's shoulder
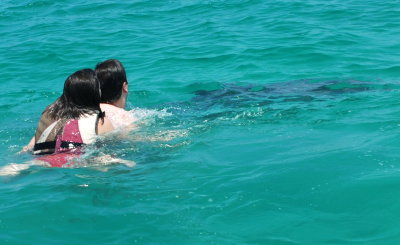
[101,103,132,117]
[100,104,136,128]
[100,103,114,111]
[97,116,114,134]
[101,103,124,113]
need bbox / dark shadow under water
[161,79,398,123]
[191,80,390,107]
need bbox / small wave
[129,108,172,121]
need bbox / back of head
[46,69,102,120]
[95,59,127,103]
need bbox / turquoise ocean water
[2,0,400,244]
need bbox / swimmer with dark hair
[22,59,136,153]
[95,59,137,129]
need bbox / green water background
[1,0,400,244]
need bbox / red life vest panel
[33,112,98,167]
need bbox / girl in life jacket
[0,69,134,176]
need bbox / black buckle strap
[60,141,84,149]
[34,141,84,151]
[33,141,56,151]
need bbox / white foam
[129,108,172,121]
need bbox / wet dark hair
[45,69,104,120]
[95,59,127,103]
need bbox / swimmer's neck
[103,93,127,109]
[102,84,129,109]
[112,98,125,109]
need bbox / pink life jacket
[33,112,99,167]
[55,119,84,153]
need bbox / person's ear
[123,82,128,93]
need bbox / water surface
[1,0,400,244]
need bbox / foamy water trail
[129,108,172,122]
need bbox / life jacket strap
[33,141,56,152]
[60,141,84,149]
[33,141,84,152]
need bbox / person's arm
[92,154,136,167]
[97,117,114,135]
[95,118,135,167]
[20,136,35,153]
